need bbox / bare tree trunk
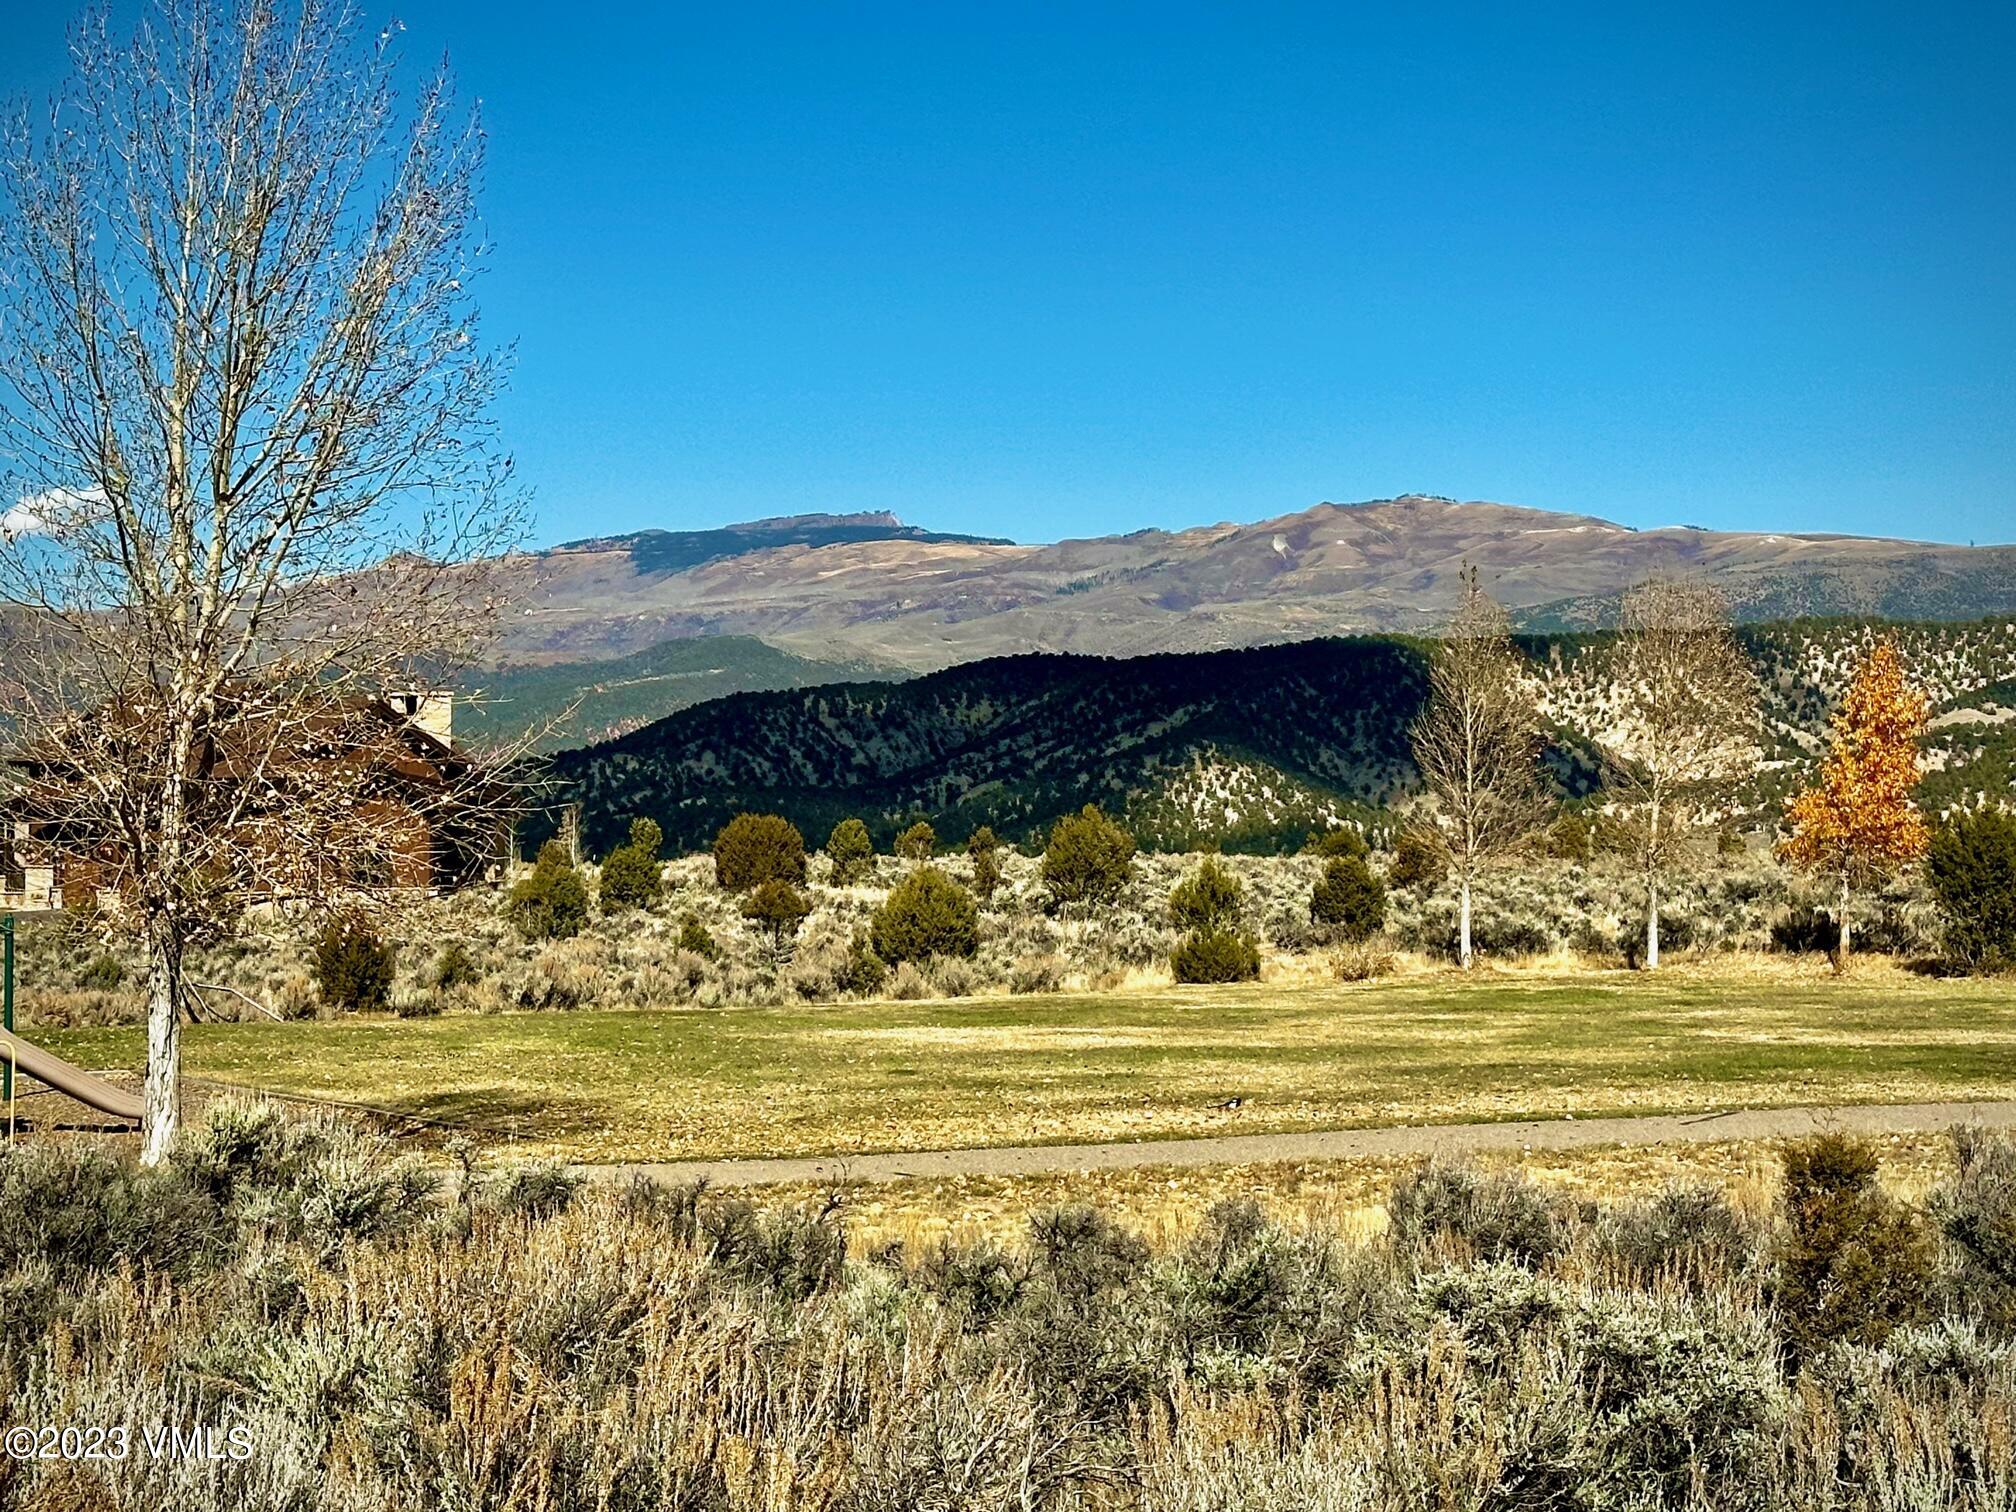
[1459,876,1474,970]
[1408,567,1549,974]
[1837,876,1853,970]
[140,915,183,1163]
[1603,580,1759,977]
[0,0,523,1161]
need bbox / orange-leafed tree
[1779,641,1929,965]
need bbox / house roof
[4,688,503,810]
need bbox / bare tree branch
[0,0,529,1160]
[1596,579,1760,970]
[1409,565,1550,968]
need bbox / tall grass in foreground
[4,1103,2016,1509]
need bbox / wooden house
[2,690,508,911]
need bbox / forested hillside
[547,640,1435,853]
[544,618,2016,855]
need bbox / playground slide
[0,1027,144,1123]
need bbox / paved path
[599,1100,2016,1188]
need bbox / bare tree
[1598,580,1759,970]
[1408,566,1550,969]
[0,0,522,1161]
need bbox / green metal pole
[2,913,13,1104]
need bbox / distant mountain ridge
[458,636,899,752]
[544,616,2016,855]
[550,511,1014,577]
[493,497,2016,672]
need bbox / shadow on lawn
[360,1086,602,1145]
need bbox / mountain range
[492,497,2016,679]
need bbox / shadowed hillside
[545,618,2016,855]
[546,639,1440,853]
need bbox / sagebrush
[6,1113,2016,1509]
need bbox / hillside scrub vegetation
[14,826,2006,1030]
[1309,852,1387,941]
[310,915,396,1015]
[8,1107,2016,1508]
[506,841,592,943]
[596,817,667,911]
[543,619,2016,864]
[712,811,807,890]
[1041,804,1138,908]
[825,816,876,884]
[870,865,981,963]
[1926,809,2016,970]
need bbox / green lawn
[29,969,2016,1163]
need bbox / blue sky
[4,1,2013,547]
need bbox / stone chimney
[390,691,454,746]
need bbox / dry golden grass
[761,1130,1960,1255]
[10,1096,2016,1511]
